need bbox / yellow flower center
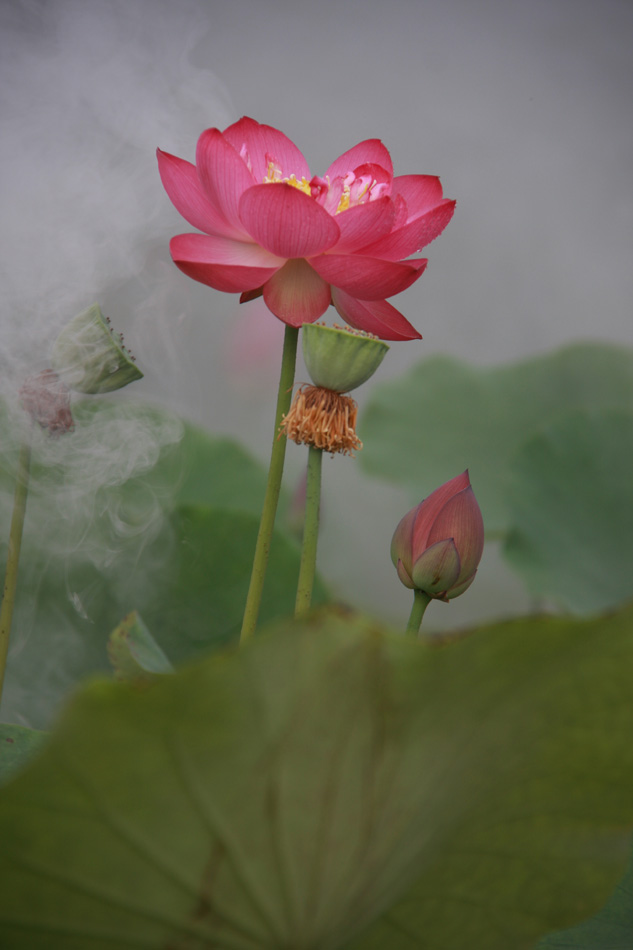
[262,159,386,214]
[263,161,312,196]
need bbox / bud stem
[295,445,323,618]
[240,325,299,643]
[0,437,32,707]
[405,589,432,636]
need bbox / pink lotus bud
[391,471,484,601]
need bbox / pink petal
[391,505,418,576]
[262,259,331,327]
[157,149,239,237]
[360,200,456,261]
[171,232,285,267]
[331,289,422,341]
[412,472,472,553]
[351,162,393,192]
[170,233,282,292]
[195,128,255,235]
[222,116,311,185]
[427,486,484,581]
[333,197,395,253]
[324,139,394,183]
[391,175,446,216]
[310,254,426,300]
[239,184,340,258]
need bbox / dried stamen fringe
[280,384,362,456]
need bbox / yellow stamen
[263,161,311,196]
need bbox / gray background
[1,0,631,629]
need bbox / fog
[1,0,632,642]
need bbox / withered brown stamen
[280,384,362,456]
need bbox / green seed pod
[302,323,388,393]
[50,303,143,394]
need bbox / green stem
[0,438,32,707]
[405,589,432,636]
[295,445,323,618]
[240,325,299,644]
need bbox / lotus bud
[281,324,388,455]
[391,471,484,601]
[50,303,143,394]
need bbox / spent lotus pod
[282,324,389,455]
[391,470,484,601]
[50,303,143,394]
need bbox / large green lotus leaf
[4,504,327,728]
[503,408,633,614]
[537,846,633,948]
[348,603,633,950]
[0,723,48,786]
[1,606,632,949]
[359,342,633,533]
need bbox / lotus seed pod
[51,303,143,394]
[302,323,388,393]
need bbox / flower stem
[240,325,299,644]
[0,438,32,707]
[405,589,431,636]
[295,445,323,618]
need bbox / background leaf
[359,342,633,534]
[537,846,633,948]
[503,408,633,613]
[107,610,174,681]
[0,605,631,949]
[0,723,48,786]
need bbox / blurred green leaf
[503,408,633,613]
[0,605,632,949]
[0,723,47,786]
[348,603,633,950]
[359,342,633,534]
[537,846,633,948]
[107,611,174,681]
[141,505,329,666]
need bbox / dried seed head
[19,369,74,436]
[281,384,362,456]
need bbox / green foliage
[0,723,47,786]
[0,605,631,949]
[360,342,633,534]
[537,846,633,948]
[108,611,174,681]
[504,408,633,613]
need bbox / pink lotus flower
[157,117,455,341]
[391,471,484,600]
